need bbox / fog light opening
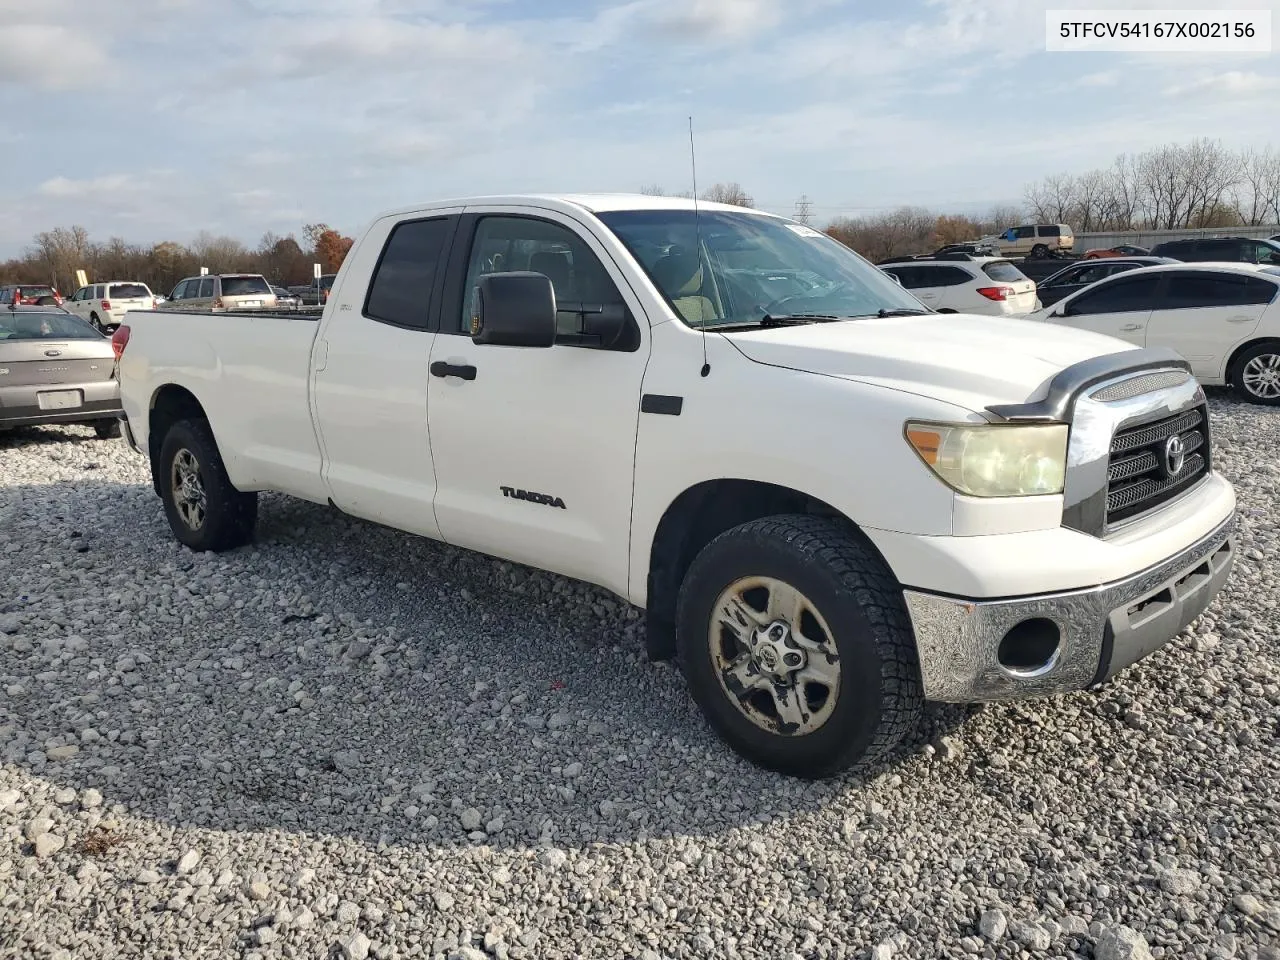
[997,618,1062,677]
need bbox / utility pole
[794,195,814,225]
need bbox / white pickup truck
[115,194,1237,778]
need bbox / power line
[793,194,813,224]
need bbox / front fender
[627,331,970,605]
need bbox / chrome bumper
[903,514,1236,702]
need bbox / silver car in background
[0,308,122,439]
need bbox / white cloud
[37,174,143,198]
[648,0,784,41]
[1165,70,1280,97]
[0,26,106,91]
[1076,70,1120,88]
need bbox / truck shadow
[1,474,982,858]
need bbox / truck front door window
[460,216,631,344]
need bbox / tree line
[1,224,355,297]
[5,141,1278,291]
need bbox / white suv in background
[879,255,1039,316]
[64,281,157,332]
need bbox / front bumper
[903,513,1236,702]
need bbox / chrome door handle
[1121,323,1143,331]
[1226,316,1255,323]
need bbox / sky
[2,0,1278,257]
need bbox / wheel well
[644,480,875,662]
[1226,338,1280,383]
[936,308,958,314]
[147,385,208,495]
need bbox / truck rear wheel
[676,515,922,779]
[158,418,257,551]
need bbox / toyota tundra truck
[113,194,1237,779]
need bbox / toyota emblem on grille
[1163,434,1186,478]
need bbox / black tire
[676,514,922,779]
[936,308,958,314]
[1230,342,1280,406]
[1030,244,1049,258]
[158,418,257,551]
[93,419,121,440]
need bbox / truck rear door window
[364,217,452,329]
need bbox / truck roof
[370,192,783,222]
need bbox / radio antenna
[689,116,709,377]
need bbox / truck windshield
[597,209,926,328]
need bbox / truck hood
[722,314,1136,412]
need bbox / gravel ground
[2,393,1278,960]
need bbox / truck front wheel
[676,515,922,779]
[158,418,258,551]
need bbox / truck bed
[119,308,330,504]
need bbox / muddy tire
[158,418,257,551]
[676,515,922,779]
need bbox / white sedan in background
[1027,262,1280,405]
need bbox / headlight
[905,421,1068,497]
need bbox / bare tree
[28,226,90,293]
[1234,147,1280,225]
[827,206,937,262]
[701,182,753,207]
[190,231,250,273]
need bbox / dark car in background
[1150,237,1280,265]
[270,285,302,308]
[0,308,122,438]
[1034,257,1177,307]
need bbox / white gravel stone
[339,931,371,960]
[175,851,201,875]
[33,833,65,858]
[978,908,1007,940]
[1008,919,1051,951]
[1095,924,1154,960]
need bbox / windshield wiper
[874,308,930,317]
[701,314,841,332]
[758,313,841,327]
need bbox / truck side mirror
[470,272,557,348]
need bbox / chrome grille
[1105,406,1210,525]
